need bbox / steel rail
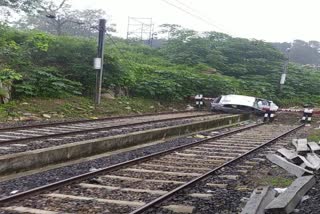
[0,113,215,145]
[130,123,305,214]
[0,110,204,132]
[0,122,262,205]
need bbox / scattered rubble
[265,176,315,214]
[241,186,276,214]
[242,138,319,214]
[266,154,312,177]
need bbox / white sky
[69,0,320,42]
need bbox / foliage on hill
[0,24,320,107]
[272,40,320,66]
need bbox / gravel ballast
[0,115,224,155]
[0,123,249,198]
[143,126,310,214]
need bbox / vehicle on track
[210,94,278,114]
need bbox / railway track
[0,111,210,144]
[0,112,225,156]
[0,111,202,131]
[0,123,303,214]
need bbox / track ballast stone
[0,124,245,198]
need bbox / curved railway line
[0,111,212,146]
[0,122,304,214]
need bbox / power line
[159,0,223,31]
[106,34,138,73]
[172,0,224,29]
[159,0,229,34]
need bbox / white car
[211,94,279,114]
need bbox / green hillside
[1,24,320,109]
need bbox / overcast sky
[69,0,319,42]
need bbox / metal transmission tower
[127,17,154,43]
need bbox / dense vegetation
[1,0,320,110]
[272,40,320,66]
[1,23,320,107]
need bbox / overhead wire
[106,33,138,73]
[159,0,232,35]
[171,0,225,30]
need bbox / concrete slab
[190,147,249,153]
[79,183,168,195]
[308,142,320,154]
[218,175,239,180]
[174,152,198,157]
[238,165,254,169]
[206,183,228,188]
[140,163,210,171]
[306,153,320,170]
[0,134,18,139]
[143,179,185,184]
[298,155,317,170]
[45,193,145,207]
[266,154,313,177]
[296,139,309,154]
[2,206,60,214]
[292,139,298,149]
[122,168,201,177]
[245,161,258,165]
[252,158,266,162]
[162,205,194,213]
[265,175,316,214]
[205,155,235,160]
[12,132,42,137]
[189,193,212,199]
[236,186,252,192]
[300,163,306,169]
[160,156,225,164]
[10,144,28,147]
[103,175,185,184]
[241,186,276,214]
[277,148,302,164]
[103,175,142,182]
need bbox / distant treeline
[272,40,320,66]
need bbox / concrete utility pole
[279,48,291,93]
[94,19,106,105]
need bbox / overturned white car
[211,94,279,114]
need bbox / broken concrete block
[241,186,276,214]
[162,205,194,213]
[292,139,298,149]
[298,155,317,170]
[300,163,306,169]
[306,153,320,170]
[266,154,313,177]
[265,175,316,214]
[308,142,320,154]
[277,148,302,164]
[296,139,309,154]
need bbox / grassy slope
[308,129,320,142]
[0,96,189,122]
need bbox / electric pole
[94,19,106,105]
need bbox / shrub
[15,67,82,97]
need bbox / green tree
[0,0,42,12]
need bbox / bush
[15,67,82,97]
